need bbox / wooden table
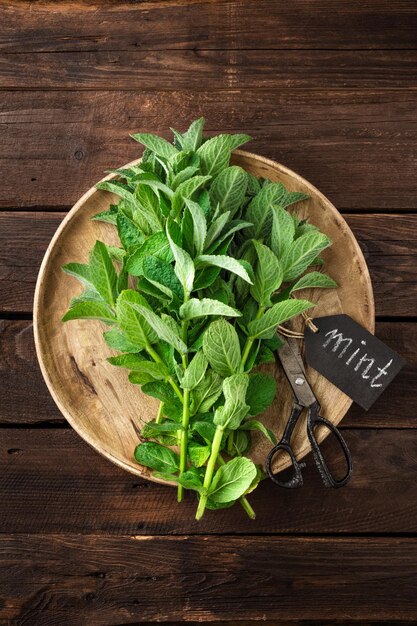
[1,2,416,624]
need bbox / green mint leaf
[213,373,250,430]
[248,298,314,339]
[250,240,283,306]
[62,262,94,289]
[106,353,146,369]
[271,205,295,259]
[209,166,248,215]
[89,241,118,306]
[91,204,118,224]
[116,290,158,348]
[62,301,116,324]
[134,441,180,473]
[282,231,332,281]
[126,231,173,276]
[171,175,212,217]
[204,211,231,249]
[134,184,164,234]
[196,254,253,284]
[181,350,208,390]
[188,442,211,468]
[246,372,277,415]
[184,198,207,256]
[116,211,144,250]
[141,420,181,439]
[208,456,256,503]
[245,182,286,239]
[290,271,337,292]
[180,298,242,321]
[228,133,252,151]
[127,303,187,354]
[125,359,169,381]
[131,133,179,160]
[279,190,309,209]
[142,256,184,301]
[190,370,223,415]
[202,318,241,377]
[181,117,206,151]
[96,180,134,203]
[197,134,231,177]
[166,223,195,296]
[205,219,253,254]
[170,165,199,190]
[103,327,143,353]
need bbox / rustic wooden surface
[0,1,416,624]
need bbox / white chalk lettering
[370,359,393,388]
[353,354,375,379]
[323,329,352,358]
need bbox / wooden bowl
[34,150,374,483]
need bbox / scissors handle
[307,402,353,488]
[266,404,306,488]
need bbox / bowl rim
[33,149,375,481]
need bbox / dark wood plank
[2,428,417,534]
[0,212,416,315]
[2,1,417,51]
[2,534,417,624]
[0,320,413,427]
[2,50,417,90]
[1,90,416,210]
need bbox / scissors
[266,336,353,489]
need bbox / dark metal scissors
[266,336,353,489]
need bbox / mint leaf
[213,373,250,430]
[181,117,205,151]
[127,303,187,354]
[116,212,144,250]
[62,301,116,324]
[271,205,295,259]
[171,175,211,217]
[208,456,256,503]
[197,135,231,177]
[181,350,208,390]
[184,198,207,256]
[166,224,195,296]
[245,182,286,239]
[134,442,180,473]
[188,442,211,468]
[126,231,173,276]
[248,299,314,339]
[282,231,332,281]
[196,254,253,284]
[116,290,158,348]
[240,419,276,444]
[250,240,283,306]
[89,241,118,306]
[180,298,241,321]
[202,318,241,377]
[131,133,179,160]
[246,372,277,415]
[290,271,337,292]
[209,166,248,215]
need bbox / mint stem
[196,426,224,520]
[178,316,190,502]
[155,402,164,424]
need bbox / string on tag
[278,303,319,338]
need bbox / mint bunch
[62,118,336,520]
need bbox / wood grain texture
[33,151,373,483]
[1,90,417,209]
[2,534,417,624]
[0,320,414,428]
[2,50,417,90]
[0,211,414,316]
[2,428,417,534]
[2,1,417,51]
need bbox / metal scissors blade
[276,336,317,408]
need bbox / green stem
[155,402,164,425]
[178,388,190,502]
[217,454,255,519]
[178,312,190,503]
[240,305,265,371]
[196,426,224,520]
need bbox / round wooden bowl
[34,150,374,483]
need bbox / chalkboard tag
[304,314,405,410]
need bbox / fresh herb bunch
[62,118,336,520]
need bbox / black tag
[304,314,405,410]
